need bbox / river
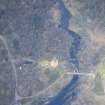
[46,0,81,105]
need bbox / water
[58,0,71,29]
[68,30,81,71]
[46,0,81,105]
[53,0,81,70]
[46,75,79,105]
